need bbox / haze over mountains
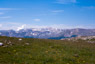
[0,28,95,39]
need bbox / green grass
[0,36,95,64]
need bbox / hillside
[0,36,95,64]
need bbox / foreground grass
[0,36,95,64]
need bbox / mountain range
[0,28,95,39]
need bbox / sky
[0,0,95,30]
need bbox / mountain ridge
[0,28,95,39]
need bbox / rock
[25,43,29,45]
[0,42,3,46]
[74,54,79,57]
[19,38,22,41]
[87,41,95,43]
[3,45,8,47]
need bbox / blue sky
[0,0,95,30]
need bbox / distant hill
[61,36,95,42]
[0,28,95,39]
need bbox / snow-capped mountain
[0,28,95,39]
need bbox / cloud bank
[0,22,95,30]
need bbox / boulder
[19,38,22,41]
[0,42,3,46]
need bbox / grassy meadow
[0,36,95,64]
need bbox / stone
[0,42,3,46]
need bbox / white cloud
[0,8,13,10]
[17,24,26,31]
[34,19,40,22]
[0,12,4,15]
[52,10,64,13]
[49,24,87,29]
[0,22,23,30]
[83,6,95,10]
[0,16,11,19]
[55,0,77,4]
[0,8,19,10]
[0,24,2,27]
